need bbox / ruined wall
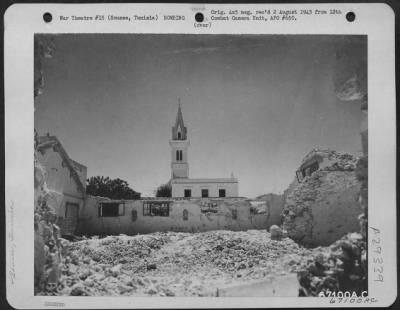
[282,152,361,246]
[298,39,369,295]
[78,197,276,235]
[34,150,64,293]
[70,159,87,190]
[34,35,61,294]
[255,193,285,227]
[36,147,85,235]
[36,148,84,199]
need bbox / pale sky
[35,34,366,198]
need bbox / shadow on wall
[255,193,285,226]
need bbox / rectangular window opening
[200,201,218,213]
[184,189,191,198]
[143,201,170,217]
[143,203,151,216]
[176,150,183,161]
[99,202,123,217]
[201,189,209,198]
[219,189,226,198]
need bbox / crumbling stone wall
[296,158,367,297]
[34,35,64,294]
[282,151,361,246]
[256,193,285,227]
[297,38,368,295]
[35,143,85,235]
[34,138,64,293]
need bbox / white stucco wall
[36,147,85,235]
[171,179,239,198]
[78,197,276,235]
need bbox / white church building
[169,105,239,198]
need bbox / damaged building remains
[35,131,365,296]
[33,34,368,298]
[36,126,362,245]
[282,149,361,246]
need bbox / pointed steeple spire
[175,99,184,127]
[172,99,187,140]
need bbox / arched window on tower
[177,124,182,140]
[176,150,183,161]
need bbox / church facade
[169,105,239,198]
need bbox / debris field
[38,230,341,296]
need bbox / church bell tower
[169,102,190,179]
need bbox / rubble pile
[269,225,286,240]
[36,230,330,297]
[282,150,361,246]
[297,232,367,296]
[355,156,368,239]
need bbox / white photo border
[4,3,396,308]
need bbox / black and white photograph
[4,3,397,308]
[33,33,369,297]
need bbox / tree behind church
[86,176,141,199]
[155,183,172,197]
